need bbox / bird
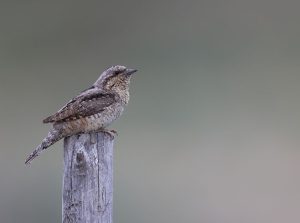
[25,65,137,165]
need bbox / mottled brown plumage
[25,65,137,165]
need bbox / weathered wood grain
[63,132,113,223]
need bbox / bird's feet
[99,129,118,140]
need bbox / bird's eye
[115,69,124,75]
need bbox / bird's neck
[102,78,130,105]
[110,79,130,105]
[116,88,130,105]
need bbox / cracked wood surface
[63,132,113,223]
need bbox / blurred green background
[1,0,300,222]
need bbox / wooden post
[63,132,114,223]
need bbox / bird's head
[94,65,137,91]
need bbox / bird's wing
[43,88,119,123]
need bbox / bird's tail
[25,128,63,165]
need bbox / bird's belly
[59,104,124,135]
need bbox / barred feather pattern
[25,65,136,165]
[25,128,63,165]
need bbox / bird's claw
[101,129,118,140]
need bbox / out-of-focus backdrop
[1,0,300,222]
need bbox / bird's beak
[125,68,138,76]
